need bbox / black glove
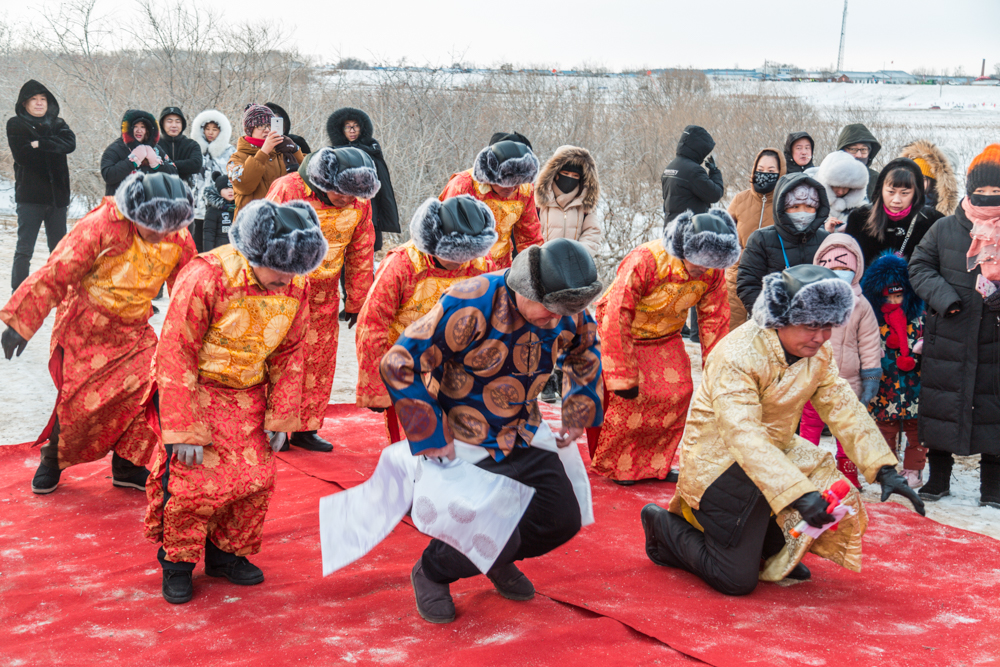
[791,491,836,529]
[704,155,718,170]
[614,386,639,400]
[876,465,926,516]
[367,407,386,413]
[343,311,359,329]
[2,327,28,360]
[984,287,1000,312]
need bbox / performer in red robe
[144,198,327,604]
[355,195,497,439]
[265,147,378,451]
[439,132,542,268]
[1,173,196,494]
[591,210,739,484]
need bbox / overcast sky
[18,0,1000,74]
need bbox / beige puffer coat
[813,233,883,396]
[535,145,602,256]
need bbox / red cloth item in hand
[882,303,916,371]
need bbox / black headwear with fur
[229,199,328,275]
[752,264,855,329]
[506,238,603,317]
[305,147,381,199]
[663,209,740,269]
[473,140,540,188]
[114,172,194,234]
[409,195,498,263]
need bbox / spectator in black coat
[737,172,831,316]
[661,125,724,222]
[836,123,882,199]
[265,102,311,175]
[6,80,76,290]
[100,109,176,196]
[157,107,202,185]
[326,107,401,252]
[202,172,235,251]
[784,131,815,174]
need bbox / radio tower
[836,0,848,72]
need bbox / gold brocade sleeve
[810,360,898,483]
[166,229,198,295]
[694,268,731,364]
[263,284,309,433]
[343,202,375,314]
[355,253,416,408]
[510,187,544,254]
[597,248,657,391]
[709,358,817,514]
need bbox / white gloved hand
[173,444,204,466]
[267,430,287,452]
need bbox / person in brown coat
[534,145,602,256]
[227,104,304,220]
[724,148,786,329]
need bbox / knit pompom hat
[242,104,275,136]
[783,183,820,209]
[967,144,1000,193]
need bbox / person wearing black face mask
[723,149,786,329]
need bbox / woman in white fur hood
[808,150,869,232]
[189,109,236,250]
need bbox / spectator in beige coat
[535,146,602,257]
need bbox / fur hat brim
[229,199,328,275]
[507,244,603,317]
[114,172,194,234]
[306,148,381,199]
[752,272,855,329]
[663,209,740,269]
[472,145,540,187]
[409,197,498,263]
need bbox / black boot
[411,560,455,623]
[289,431,333,452]
[204,540,264,585]
[162,569,194,604]
[980,454,1000,509]
[785,563,811,581]
[486,563,535,601]
[539,373,559,404]
[111,452,150,490]
[918,450,953,501]
[640,504,681,568]
[31,463,61,494]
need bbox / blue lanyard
[778,235,790,269]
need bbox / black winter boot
[162,570,194,604]
[411,560,455,623]
[980,454,1000,509]
[918,450,953,501]
[205,540,264,585]
[289,431,333,452]
[486,563,535,601]
[111,452,150,490]
[31,463,61,494]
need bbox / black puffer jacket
[737,172,831,314]
[157,106,202,183]
[100,109,176,195]
[843,157,939,267]
[783,131,814,174]
[5,80,76,207]
[327,107,401,251]
[661,125,724,222]
[836,123,882,199]
[908,204,1000,456]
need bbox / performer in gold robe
[1,173,196,494]
[144,199,326,604]
[640,265,926,595]
[591,210,738,484]
[265,147,378,451]
[355,195,496,440]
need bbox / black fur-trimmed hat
[229,199,328,275]
[410,195,498,263]
[664,209,740,269]
[114,172,194,234]
[306,147,381,199]
[507,238,603,316]
[752,264,855,329]
[473,140,540,188]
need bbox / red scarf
[244,135,265,148]
[963,197,1000,281]
[882,303,916,372]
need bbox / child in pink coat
[799,233,883,488]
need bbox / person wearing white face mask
[737,173,831,319]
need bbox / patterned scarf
[963,197,1000,281]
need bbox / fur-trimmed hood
[326,107,375,146]
[752,266,855,330]
[506,239,603,316]
[229,199,328,275]
[114,172,194,233]
[190,109,234,159]
[772,172,831,241]
[861,251,924,324]
[473,141,540,188]
[748,147,787,187]
[120,109,159,147]
[807,150,870,222]
[409,195,498,263]
[900,139,959,216]
[534,145,599,210]
[663,209,740,269]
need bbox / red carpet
[3,404,999,666]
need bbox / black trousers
[648,464,785,596]
[421,447,581,584]
[12,203,67,290]
[39,417,143,476]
